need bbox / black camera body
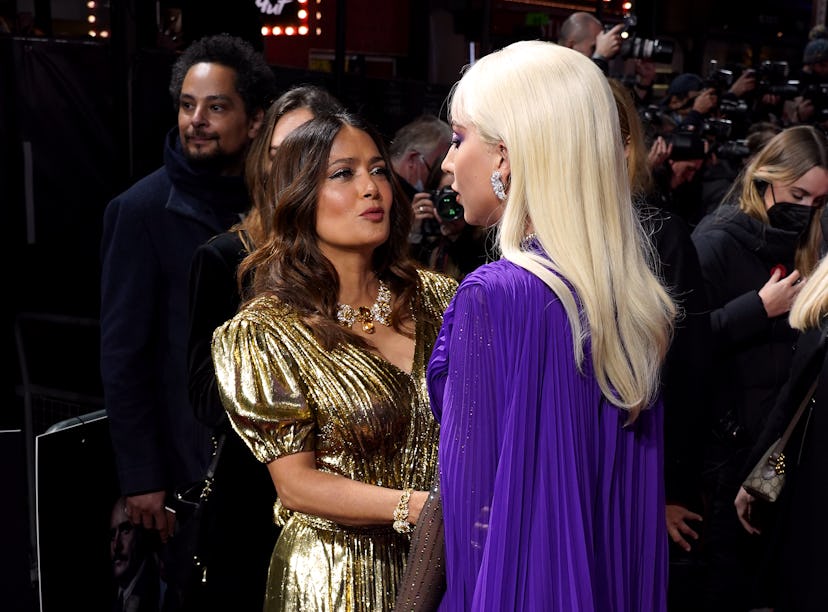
[715,139,751,162]
[756,60,789,87]
[704,67,734,93]
[754,60,800,98]
[702,118,733,140]
[719,98,750,118]
[800,82,828,123]
[668,130,707,161]
[617,14,674,64]
[430,187,463,221]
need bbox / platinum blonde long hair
[448,41,675,417]
[790,253,828,331]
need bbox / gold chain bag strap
[742,378,819,503]
[172,432,227,586]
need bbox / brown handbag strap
[778,378,819,449]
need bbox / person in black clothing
[651,134,708,228]
[408,161,491,282]
[389,114,452,201]
[557,11,623,76]
[611,79,713,611]
[658,73,719,134]
[701,121,782,216]
[390,115,487,280]
[691,125,828,611]
[186,85,344,611]
[100,34,277,611]
[735,253,828,612]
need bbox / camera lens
[622,36,674,65]
[433,187,463,221]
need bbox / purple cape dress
[427,256,668,611]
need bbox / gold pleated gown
[212,270,457,612]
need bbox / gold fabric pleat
[212,270,457,611]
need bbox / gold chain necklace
[335,280,391,334]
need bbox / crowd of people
[99,14,828,612]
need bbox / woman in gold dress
[211,112,457,611]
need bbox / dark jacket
[186,230,278,611]
[691,205,801,446]
[101,128,249,496]
[741,323,828,611]
[643,206,712,508]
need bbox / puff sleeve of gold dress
[211,269,457,612]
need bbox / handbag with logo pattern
[742,379,818,503]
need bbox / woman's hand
[734,487,761,535]
[666,503,703,552]
[758,267,804,318]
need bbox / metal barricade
[14,312,104,587]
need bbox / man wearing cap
[660,73,719,133]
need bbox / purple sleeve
[429,279,502,608]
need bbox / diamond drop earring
[490,170,507,201]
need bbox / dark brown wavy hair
[238,112,420,350]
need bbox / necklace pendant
[335,280,392,332]
[356,306,375,334]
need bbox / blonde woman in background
[735,253,828,611]
[691,125,828,610]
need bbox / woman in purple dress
[426,41,676,611]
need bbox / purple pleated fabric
[427,258,667,612]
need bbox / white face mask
[413,179,425,192]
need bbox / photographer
[652,128,709,227]
[702,121,782,215]
[409,165,490,282]
[798,25,828,83]
[558,11,624,75]
[389,114,452,202]
[559,11,663,107]
[660,73,719,133]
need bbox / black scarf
[162,128,249,217]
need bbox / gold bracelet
[393,488,414,534]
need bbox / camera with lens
[430,186,464,221]
[667,130,707,161]
[639,104,663,125]
[800,82,828,124]
[756,60,788,87]
[616,14,674,64]
[715,139,751,162]
[702,118,733,140]
[755,60,800,98]
[719,97,750,119]
[701,118,751,163]
[704,63,735,93]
